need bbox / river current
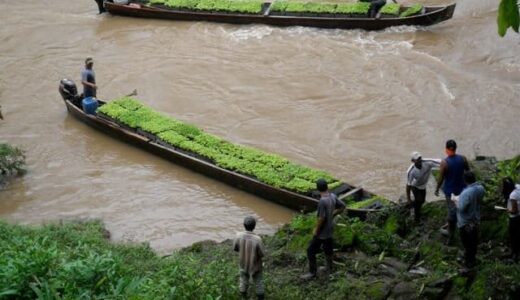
[0,0,519,253]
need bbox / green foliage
[270,1,288,12]
[0,143,25,180]
[150,0,264,14]
[498,0,520,36]
[380,3,400,16]
[497,155,520,183]
[399,4,423,17]
[98,97,343,194]
[0,221,238,299]
[271,1,369,15]
[335,2,371,15]
[461,261,520,299]
[347,196,390,209]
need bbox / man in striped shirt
[234,216,265,300]
[406,151,440,222]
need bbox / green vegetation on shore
[1,156,519,299]
[97,97,342,194]
[0,143,25,183]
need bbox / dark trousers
[510,217,520,260]
[369,0,386,18]
[445,195,458,242]
[459,223,479,267]
[411,187,426,222]
[307,237,333,274]
[95,0,106,13]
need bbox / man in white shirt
[406,151,440,222]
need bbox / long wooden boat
[59,82,385,217]
[104,1,456,31]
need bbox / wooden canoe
[62,96,384,216]
[104,1,456,31]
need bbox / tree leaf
[497,0,520,37]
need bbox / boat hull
[64,99,377,216]
[105,2,456,30]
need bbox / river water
[0,0,519,253]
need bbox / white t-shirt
[508,184,520,218]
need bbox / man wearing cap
[435,139,469,244]
[301,179,345,280]
[406,152,440,223]
[81,57,97,99]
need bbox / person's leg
[239,270,249,299]
[466,224,479,267]
[446,195,457,245]
[323,238,334,273]
[302,237,322,279]
[459,226,469,265]
[252,271,264,300]
[412,187,426,222]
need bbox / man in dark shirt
[301,179,345,280]
[81,57,97,99]
[435,139,469,245]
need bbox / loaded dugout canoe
[104,1,456,31]
[59,81,386,217]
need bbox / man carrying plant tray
[301,179,345,280]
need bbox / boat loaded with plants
[58,80,389,214]
[103,0,456,30]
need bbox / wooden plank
[339,187,363,201]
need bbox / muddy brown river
[0,0,519,253]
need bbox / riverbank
[1,155,519,299]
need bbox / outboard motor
[59,79,81,107]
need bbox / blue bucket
[82,97,98,115]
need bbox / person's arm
[333,196,346,216]
[81,72,97,90]
[456,192,468,212]
[81,80,97,89]
[233,236,239,252]
[257,240,266,258]
[406,185,412,203]
[406,164,414,202]
[435,160,447,196]
[313,217,326,237]
[509,199,519,214]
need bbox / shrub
[0,143,25,179]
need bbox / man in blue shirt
[454,170,484,268]
[435,139,469,244]
[81,57,97,99]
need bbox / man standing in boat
[406,152,440,223]
[360,0,398,18]
[435,139,470,245]
[81,57,97,99]
[301,179,345,280]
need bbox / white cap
[411,151,422,161]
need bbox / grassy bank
[1,156,519,299]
